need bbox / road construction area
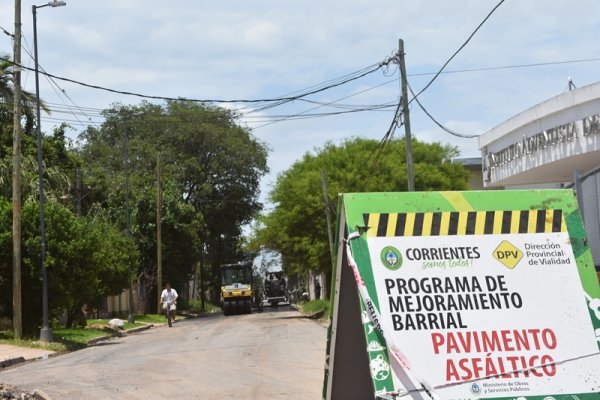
[0,308,327,399]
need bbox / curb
[86,323,154,346]
[0,356,25,369]
[290,303,330,328]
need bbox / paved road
[0,308,327,399]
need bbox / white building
[479,81,600,188]
[477,81,600,273]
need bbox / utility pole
[76,167,81,217]
[12,0,23,339]
[398,39,415,191]
[199,244,205,313]
[321,170,334,300]
[156,153,162,310]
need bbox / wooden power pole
[321,170,335,267]
[12,0,23,339]
[321,170,335,300]
[398,39,415,192]
[156,153,162,309]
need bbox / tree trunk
[65,305,85,329]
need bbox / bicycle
[163,300,176,327]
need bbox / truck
[220,263,253,316]
[263,271,287,307]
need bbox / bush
[301,299,330,319]
[187,299,220,313]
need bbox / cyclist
[160,282,178,324]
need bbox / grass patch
[53,327,112,350]
[301,299,330,319]
[0,331,67,352]
[131,314,168,324]
[104,313,173,324]
[187,300,221,313]
[0,317,151,353]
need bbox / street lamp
[33,0,66,342]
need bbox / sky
[1,0,599,208]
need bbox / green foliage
[0,330,67,353]
[301,299,330,317]
[76,101,268,305]
[187,299,221,313]
[1,96,268,330]
[0,198,11,318]
[0,197,137,333]
[0,56,38,153]
[0,55,52,162]
[0,124,77,202]
[250,137,469,281]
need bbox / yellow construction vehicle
[220,263,253,316]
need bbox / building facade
[477,81,600,274]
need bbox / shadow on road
[276,315,307,320]
[260,304,295,313]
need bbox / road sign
[323,190,600,400]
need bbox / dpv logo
[493,240,523,269]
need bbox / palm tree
[0,57,16,101]
[0,155,71,201]
[0,55,49,121]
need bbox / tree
[0,198,12,321]
[1,54,66,337]
[0,55,47,154]
[250,137,469,286]
[0,198,137,332]
[77,100,268,308]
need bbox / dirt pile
[0,384,50,400]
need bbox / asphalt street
[0,307,327,399]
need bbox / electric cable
[408,57,600,77]
[407,81,478,139]
[1,26,14,38]
[374,0,506,165]
[409,0,507,104]
[247,77,398,129]
[4,58,389,106]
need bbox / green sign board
[323,190,600,400]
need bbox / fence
[572,167,600,269]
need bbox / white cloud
[1,0,598,203]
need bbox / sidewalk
[0,319,178,370]
[0,344,55,369]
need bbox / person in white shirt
[160,282,178,323]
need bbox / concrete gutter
[0,344,54,370]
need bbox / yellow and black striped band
[362,209,566,237]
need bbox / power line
[3,26,98,131]
[409,0,507,104]
[399,0,506,140]
[375,0,506,164]
[3,23,600,112]
[0,97,396,125]
[1,26,14,38]
[4,22,600,138]
[408,57,600,77]
[4,58,391,106]
[241,61,389,115]
[247,78,398,129]
[407,81,478,139]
